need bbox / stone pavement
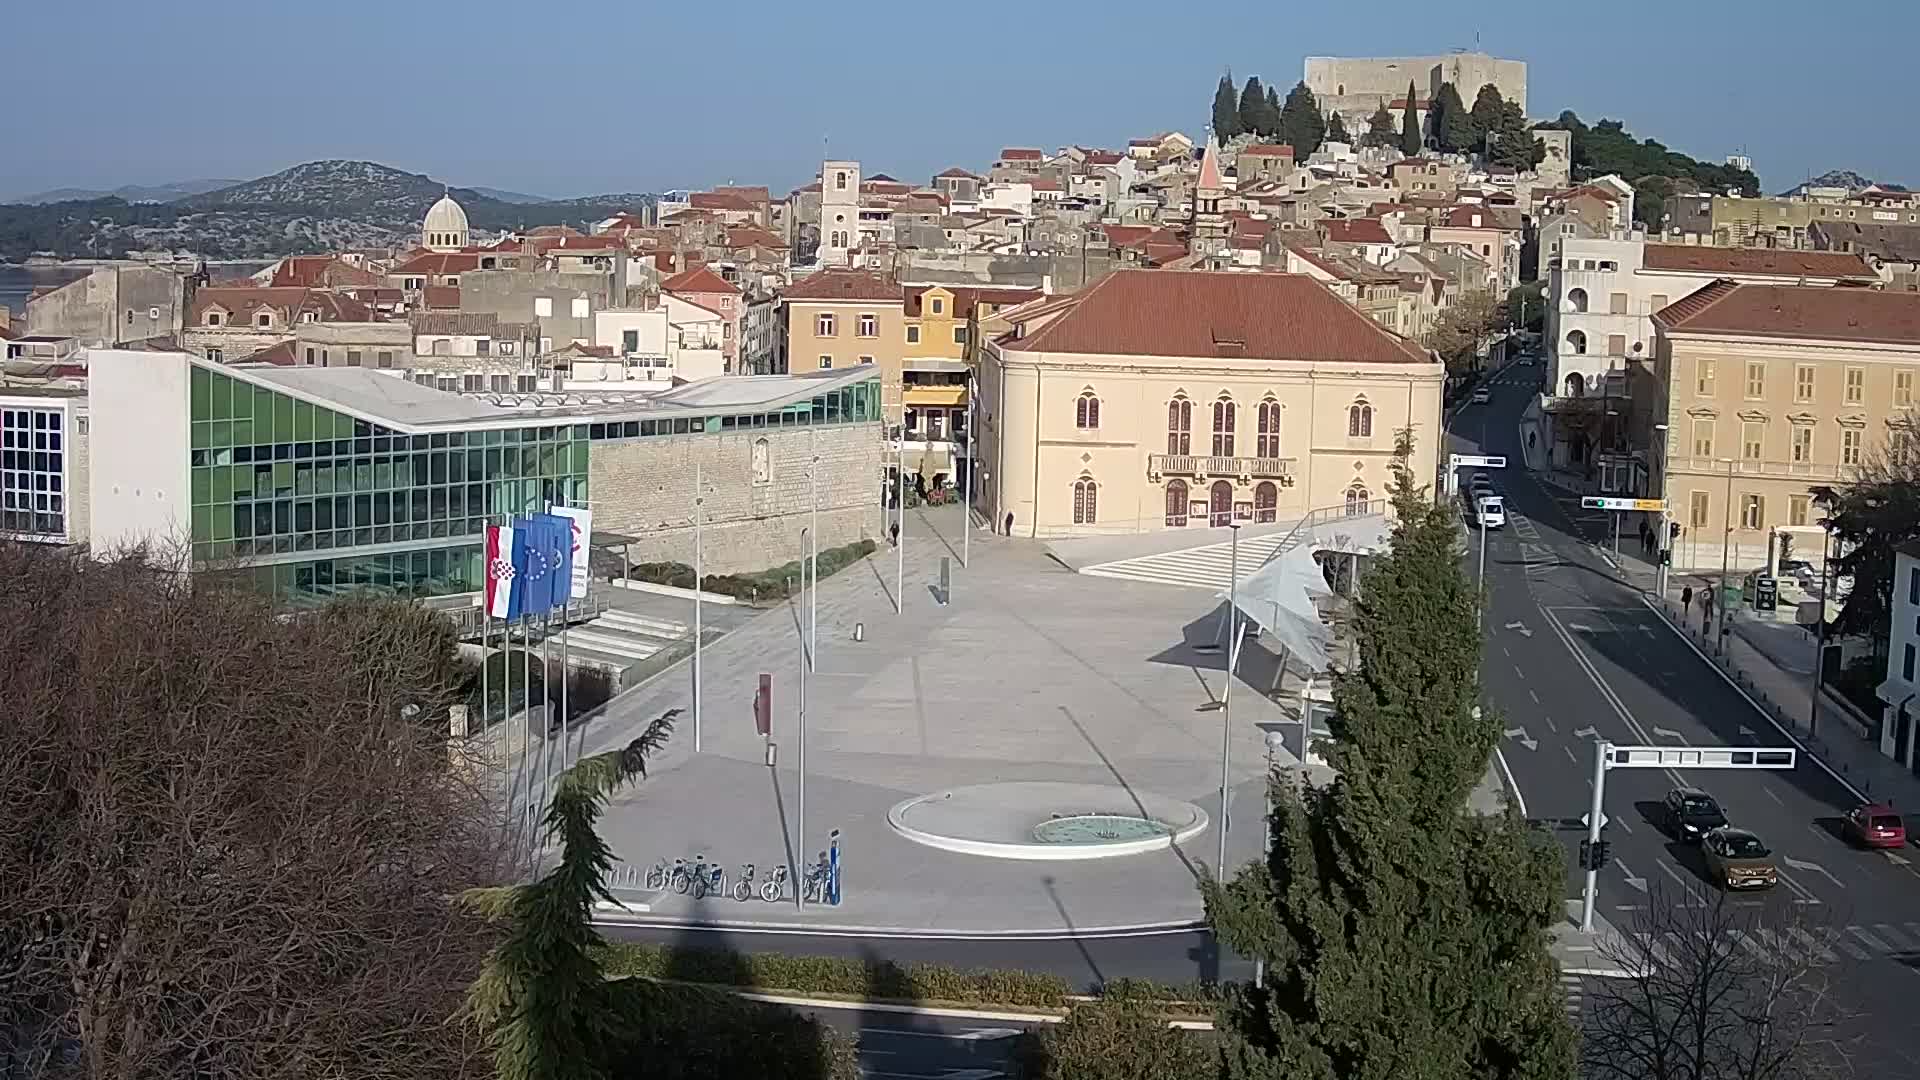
[566,503,1321,933]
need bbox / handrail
[1255,498,1391,569]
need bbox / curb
[592,914,1210,940]
[729,990,1217,1030]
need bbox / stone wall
[588,421,884,575]
[27,265,190,346]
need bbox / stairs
[552,609,690,672]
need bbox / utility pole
[1580,741,1608,933]
[693,461,704,753]
[1719,458,1736,641]
[1216,524,1242,875]
[896,438,906,613]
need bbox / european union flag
[532,512,573,613]
[506,516,533,621]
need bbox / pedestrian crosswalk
[1625,921,1920,968]
[1559,972,1585,1024]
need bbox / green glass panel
[273,393,295,442]
[209,420,231,447]
[210,467,232,503]
[190,467,211,506]
[211,511,232,542]
[294,463,313,496]
[293,400,315,441]
[190,421,210,450]
[229,418,252,445]
[230,465,253,500]
[206,372,228,421]
[231,381,252,424]
[208,540,232,561]
[571,440,588,472]
[190,365,210,421]
[253,385,276,437]
[313,462,332,495]
[190,505,211,543]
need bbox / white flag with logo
[549,505,593,600]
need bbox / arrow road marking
[955,1029,1023,1042]
[1572,726,1598,739]
[1568,623,1596,633]
[1504,727,1538,751]
[1651,726,1685,741]
[1885,851,1911,867]
[1505,621,1534,637]
[1782,856,1845,894]
[1737,725,1756,739]
[1616,861,1649,892]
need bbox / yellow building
[898,285,1043,462]
[1651,280,1920,570]
[782,269,906,423]
[978,270,1444,537]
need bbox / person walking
[1003,511,1014,536]
[1681,585,1693,616]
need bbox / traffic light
[1578,838,1613,870]
[1594,838,1611,868]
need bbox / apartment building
[781,269,907,425]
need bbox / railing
[1148,453,1296,481]
[1674,456,1844,481]
[442,592,609,640]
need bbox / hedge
[604,978,859,1080]
[598,942,1221,1012]
[625,537,879,604]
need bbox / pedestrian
[1681,585,1693,613]
[1004,511,1014,536]
[889,520,900,546]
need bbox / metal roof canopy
[1604,744,1796,770]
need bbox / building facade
[781,269,906,425]
[1879,543,1920,773]
[0,388,88,546]
[978,270,1443,538]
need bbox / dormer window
[255,312,272,328]
[205,311,223,327]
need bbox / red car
[1842,803,1907,849]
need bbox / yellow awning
[904,385,968,407]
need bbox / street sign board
[1450,454,1507,469]
[1605,745,1795,770]
[1581,497,1666,512]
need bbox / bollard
[853,622,865,642]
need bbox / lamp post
[1652,423,1670,597]
[693,461,704,753]
[1195,523,1244,876]
[1253,728,1285,986]
[1811,502,1835,737]
[1719,457,1736,641]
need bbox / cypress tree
[1207,439,1576,1080]
[1277,81,1327,159]
[1431,81,1469,153]
[1238,76,1268,140]
[1325,110,1350,145]
[1468,84,1508,154]
[1213,73,1242,141]
[1362,99,1397,148]
[1265,85,1283,137]
[1399,80,1422,156]
[1489,101,1546,170]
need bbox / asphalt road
[1454,365,1920,1076]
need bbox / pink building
[660,266,742,370]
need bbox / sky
[4,0,1911,201]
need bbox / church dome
[423,194,470,251]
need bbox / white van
[1475,495,1506,530]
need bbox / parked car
[1662,786,1728,842]
[1702,827,1778,890]
[1474,495,1505,530]
[1471,387,1491,404]
[1842,803,1906,849]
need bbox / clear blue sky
[5,0,1907,200]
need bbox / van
[1475,495,1505,530]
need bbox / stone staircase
[554,609,690,673]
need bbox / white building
[1878,543,1920,772]
[819,160,861,269]
[422,194,469,253]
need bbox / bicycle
[696,861,726,900]
[760,864,789,903]
[732,863,757,902]
[676,854,705,896]
[802,851,830,903]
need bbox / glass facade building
[1,404,69,539]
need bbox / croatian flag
[484,523,522,619]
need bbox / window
[462,374,484,392]
[1842,428,1862,465]
[571,297,590,319]
[1607,334,1627,356]
[534,297,553,317]
[1609,292,1628,315]
[1897,369,1915,407]
[1213,395,1237,454]
[1256,398,1282,457]
[1906,643,1917,683]
[1651,293,1670,311]
[816,313,836,336]
[491,374,510,392]
[835,171,848,190]
[857,313,877,337]
[377,351,394,369]
[752,437,772,486]
[1742,421,1764,461]
[255,312,272,328]
[818,355,833,369]
[1567,288,1588,313]
[1344,485,1371,516]
[953,326,968,345]
[1167,396,1192,454]
[931,297,944,315]
[1566,329,1587,355]
[205,312,223,327]
[436,375,458,392]
[1696,358,1715,396]
[1911,566,1919,606]
[1072,476,1098,524]
[500,341,516,356]
[1075,390,1101,430]
[1845,366,1865,405]
[204,347,223,363]
[345,350,362,368]
[1740,493,1765,530]
[1788,494,1810,527]
[1795,364,1816,403]
[305,347,317,365]
[906,325,921,344]
[475,339,490,357]
[1347,399,1372,438]
[1745,361,1765,399]
[1690,490,1710,528]
[0,407,67,539]
[1165,480,1189,526]
[623,329,639,354]
[1791,425,1812,463]
[514,375,537,392]
[1691,419,1715,457]
[1254,481,1278,523]
[858,355,874,365]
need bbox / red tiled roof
[1325,218,1392,245]
[391,251,483,275]
[1030,179,1062,191]
[1388,97,1431,110]
[690,190,760,211]
[1085,151,1125,166]
[190,286,370,323]
[1128,138,1159,147]
[1640,245,1875,280]
[244,341,298,366]
[935,167,981,180]
[998,148,1044,161]
[1438,207,1502,229]
[661,265,740,296]
[1655,280,1920,344]
[1240,143,1295,158]
[783,268,904,303]
[1002,270,1428,363]
[268,255,384,289]
[709,185,770,202]
[422,285,460,310]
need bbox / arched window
[1211,395,1236,456]
[1167,395,1192,454]
[1564,372,1586,397]
[1348,399,1373,438]
[1073,475,1098,524]
[1256,398,1282,457]
[1075,390,1101,430]
[1566,329,1587,355]
[1567,287,1589,313]
[1165,480,1189,527]
[1345,485,1371,515]
[1254,481,1278,523]
[1209,480,1234,527]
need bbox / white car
[1471,388,1491,404]
[1475,495,1505,530]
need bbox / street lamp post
[1253,729,1285,986]
[1217,524,1243,875]
[1811,509,1834,737]
[1719,458,1736,641]
[693,461,704,753]
[1652,423,1670,597]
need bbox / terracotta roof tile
[410,311,501,338]
[1001,270,1427,363]
[422,285,460,310]
[268,255,385,289]
[783,268,903,303]
[661,266,741,295]
[191,286,370,323]
[1240,143,1295,158]
[1655,280,1920,344]
[1325,218,1392,245]
[904,285,1043,317]
[1641,245,1875,280]
[999,148,1044,160]
[690,191,760,211]
[935,167,982,180]
[391,251,483,275]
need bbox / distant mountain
[470,186,552,204]
[0,160,657,261]
[6,179,239,205]
[1775,169,1906,196]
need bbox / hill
[5,179,239,205]
[0,161,655,261]
[1532,112,1759,231]
[1775,169,1905,197]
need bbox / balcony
[1147,454,1296,484]
[1673,456,1845,482]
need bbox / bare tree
[0,543,513,1079]
[1583,885,1857,1080]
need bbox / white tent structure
[1217,502,1393,675]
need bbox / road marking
[1651,726,1685,741]
[1782,856,1845,892]
[1731,930,1772,961]
[1655,857,1693,892]
[1544,715,1557,732]
[1505,621,1534,637]
[1564,746,1577,763]
[1814,928,1872,961]
[1848,925,1893,953]
[1773,869,1824,905]
[954,1029,1023,1042]
[1737,725,1756,739]
[1502,646,1511,657]
[1514,665,1525,679]
[1885,851,1910,866]
[1568,622,1596,633]
[1504,726,1538,751]
[1617,861,1648,892]
[1572,726,1597,739]
[1874,923,1917,951]
[1764,788,1783,805]
[1780,926,1840,964]
[1529,689,1540,703]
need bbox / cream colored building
[1650,281,1920,570]
[978,270,1444,538]
[781,268,906,424]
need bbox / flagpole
[693,460,704,754]
[520,610,532,841]
[540,609,553,830]
[963,384,973,570]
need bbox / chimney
[1472,213,1483,228]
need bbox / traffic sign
[1581,496,1666,512]
[1449,454,1507,468]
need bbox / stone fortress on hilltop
[1305,50,1527,135]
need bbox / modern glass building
[88,350,882,606]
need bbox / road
[1454,364,1920,1076]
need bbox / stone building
[25,264,195,347]
[183,286,372,364]
[1306,51,1527,134]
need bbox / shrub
[1013,998,1217,1080]
[601,942,1072,1008]
[604,980,859,1080]
[622,539,880,604]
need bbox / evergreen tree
[1207,439,1576,1080]
[1213,73,1242,141]
[1265,86,1283,137]
[1468,84,1508,154]
[1430,81,1469,154]
[1489,102,1546,170]
[1399,80,1423,156]
[1361,99,1397,149]
[1277,81,1327,158]
[1239,76,1269,139]
[1325,110,1350,145]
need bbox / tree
[1361,99,1398,149]
[1399,80,1423,156]
[1468,84,1508,153]
[1584,886,1857,1080]
[1325,109,1350,145]
[1489,102,1546,170]
[1277,81,1327,159]
[1239,77,1269,140]
[1812,442,1920,652]
[1423,289,1509,373]
[1014,997,1216,1080]
[1265,86,1282,137]
[0,545,509,1080]
[1212,74,1242,141]
[1531,110,1761,203]
[1206,438,1575,1080]
[1430,81,1470,154]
